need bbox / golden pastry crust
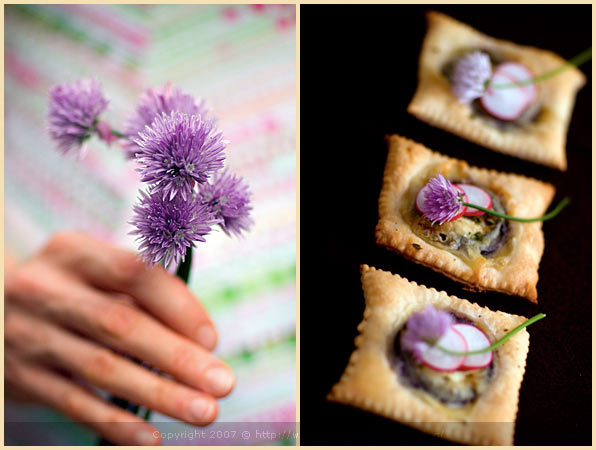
[327,265,530,446]
[407,10,586,170]
[376,134,555,303]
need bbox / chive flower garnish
[451,48,591,104]
[418,175,568,224]
[401,305,455,362]
[451,51,492,103]
[418,174,465,225]
[401,305,545,368]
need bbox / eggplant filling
[391,313,494,407]
[411,184,509,258]
[442,49,542,129]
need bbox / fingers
[40,231,218,350]
[5,355,161,446]
[6,309,220,426]
[6,265,234,397]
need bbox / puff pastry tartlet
[407,10,586,170]
[376,134,555,303]
[328,265,530,446]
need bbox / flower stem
[110,129,126,138]
[131,248,192,430]
[461,197,569,223]
[491,48,591,89]
[438,313,546,356]
[175,247,193,283]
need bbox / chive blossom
[419,175,569,224]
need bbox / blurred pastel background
[5,4,296,445]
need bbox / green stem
[110,129,126,138]
[461,197,569,223]
[175,246,193,283]
[438,313,546,356]
[490,48,591,89]
[133,248,193,428]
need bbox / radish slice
[456,184,492,216]
[497,62,538,107]
[452,324,493,370]
[415,183,468,222]
[420,326,468,372]
[481,69,528,121]
[415,184,430,214]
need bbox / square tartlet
[407,10,586,170]
[327,265,530,446]
[375,134,555,303]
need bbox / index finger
[41,232,218,350]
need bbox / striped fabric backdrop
[5,4,296,445]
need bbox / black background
[300,5,591,446]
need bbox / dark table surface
[300,5,591,446]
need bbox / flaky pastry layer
[376,134,555,302]
[407,10,586,170]
[328,265,530,445]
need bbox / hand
[5,232,235,445]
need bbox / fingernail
[204,367,235,397]
[135,429,158,446]
[196,325,217,350]
[189,396,215,422]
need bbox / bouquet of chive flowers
[47,79,253,426]
[48,80,252,268]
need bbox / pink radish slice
[456,184,492,217]
[420,326,468,372]
[415,183,468,222]
[415,184,429,214]
[452,323,493,370]
[497,62,538,107]
[481,66,530,121]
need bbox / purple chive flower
[198,170,253,237]
[136,111,227,202]
[401,306,454,362]
[451,51,492,103]
[48,79,109,154]
[129,189,219,267]
[419,175,464,225]
[124,83,211,159]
